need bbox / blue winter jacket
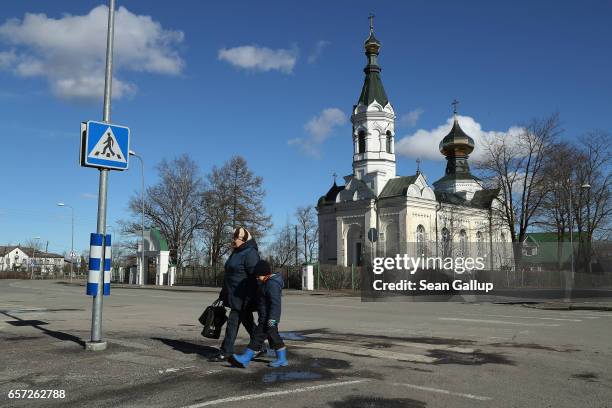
[221,239,260,311]
[256,273,283,323]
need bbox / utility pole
[29,237,40,279]
[295,225,299,266]
[57,203,74,281]
[129,150,145,286]
[86,0,116,352]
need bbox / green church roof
[379,175,417,198]
[151,227,169,251]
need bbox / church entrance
[147,258,157,285]
[346,224,363,266]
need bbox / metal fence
[0,270,88,280]
[173,263,363,291]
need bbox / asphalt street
[0,280,611,408]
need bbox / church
[317,21,512,270]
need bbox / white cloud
[307,40,330,64]
[289,108,346,158]
[80,192,97,200]
[395,115,523,161]
[218,45,298,74]
[0,5,184,100]
[398,108,424,128]
[0,50,16,68]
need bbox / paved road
[0,280,611,408]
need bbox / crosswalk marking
[300,333,475,354]
[390,382,492,401]
[461,313,583,322]
[288,341,437,363]
[181,380,368,407]
[438,317,560,327]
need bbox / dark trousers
[248,321,285,351]
[220,308,255,355]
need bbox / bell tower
[351,15,396,196]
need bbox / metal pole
[140,157,145,285]
[128,151,145,285]
[30,240,38,280]
[295,225,299,266]
[87,0,115,351]
[567,182,574,302]
[70,205,74,282]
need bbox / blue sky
[1,0,611,255]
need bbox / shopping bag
[199,299,227,339]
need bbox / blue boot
[230,348,256,368]
[269,347,288,367]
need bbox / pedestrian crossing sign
[80,120,130,170]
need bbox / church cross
[416,158,421,173]
[332,172,338,184]
[368,14,375,34]
[452,99,459,115]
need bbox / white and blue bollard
[104,234,111,295]
[87,233,111,296]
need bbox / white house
[0,246,65,273]
[317,22,512,269]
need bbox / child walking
[229,260,288,368]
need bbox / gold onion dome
[439,117,475,157]
[357,15,389,107]
[364,31,381,54]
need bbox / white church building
[317,22,512,270]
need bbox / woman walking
[209,227,260,362]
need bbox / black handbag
[199,299,227,339]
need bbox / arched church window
[358,130,366,154]
[459,229,467,257]
[416,225,425,256]
[441,228,451,258]
[386,130,393,153]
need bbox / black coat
[256,273,283,323]
[221,239,260,311]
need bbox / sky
[0,0,611,256]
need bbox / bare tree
[537,141,574,241]
[295,205,318,263]
[200,156,272,267]
[24,239,43,255]
[535,131,611,242]
[265,223,298,268]
[476,114,561,243]
[124,154,204,269]
[574,131,612,241]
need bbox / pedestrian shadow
[1,311,85,347]
[152,337,218,358]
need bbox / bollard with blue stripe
[87,233,102,296]
[103,234,111,296]
[87,233,112,296]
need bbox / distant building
[0,245,65,273]
[132,228,174,286]
[317,21,512,268]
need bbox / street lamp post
[29,236,40,280]
[129,150,145,286]
[57,203,74,282]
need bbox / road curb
[522,303,612,311]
